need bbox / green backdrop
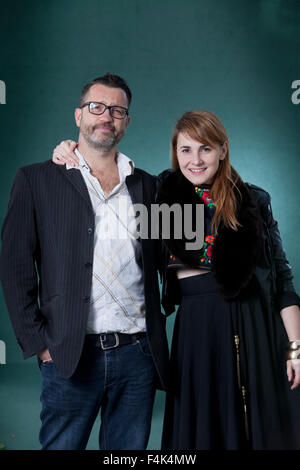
[0,0,299,450]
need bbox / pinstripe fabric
[0,160,169,388]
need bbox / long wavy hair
[171,110,242,233]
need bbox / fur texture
[157,169,262,300]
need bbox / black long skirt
[161,272,300,450]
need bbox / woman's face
[176,132,227,185]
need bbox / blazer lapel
[126,171,148,246]
[125,171,144,206]
[58,165,94,213]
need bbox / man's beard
[80,123,124,151]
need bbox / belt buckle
[100,333,120,350]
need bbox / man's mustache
[92,124,115,132]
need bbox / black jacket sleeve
[155,169,174,284]
[155,169,180,315]
[264,192,300,311]
[0,168,46,358]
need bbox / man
[0,73,169,450]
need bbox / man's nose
[99,108,114,121]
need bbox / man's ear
[125,115,131,129]
[74,108,82,128]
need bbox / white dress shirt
[67,149,146,334]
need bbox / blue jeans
[39,335,156,450]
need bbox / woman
[52,110,300,450]
[156,110,300,450]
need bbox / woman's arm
[280,305,300,340]
[52,140,79,166]
[265,194,300,309]
[265,194,300,389]
[280,305,300,390]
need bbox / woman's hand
[287,359,300,390]
[52,140,79,167]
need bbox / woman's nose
[191,152,204,165]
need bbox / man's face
[75,83,130,151]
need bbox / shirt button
[83,296,90,303]
[87,228,93,234]
[85,262,92,268]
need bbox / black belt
[85,332,146,350]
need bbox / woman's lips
[189,168,207,174]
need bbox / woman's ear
[220,141,228,160]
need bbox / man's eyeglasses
[80,101,129,119]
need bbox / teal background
[0,0,299,450]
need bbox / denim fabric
[39,335,156,450]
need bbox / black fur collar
[157,169,262,300]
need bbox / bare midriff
[176,267,210,279]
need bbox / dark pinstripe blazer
[0,160,169,390]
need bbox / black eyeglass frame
[80,101,129,119]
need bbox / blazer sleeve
[264,192,300,311]
[155,169,174,283]
[0,168,46,358]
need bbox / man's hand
[52,140,79,167]
[38,347,53,363]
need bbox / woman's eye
[182,148,190,153]
[203,147,211,152]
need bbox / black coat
[0,161,169,390]
[156,169,300,315]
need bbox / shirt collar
[66,148,135,181]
